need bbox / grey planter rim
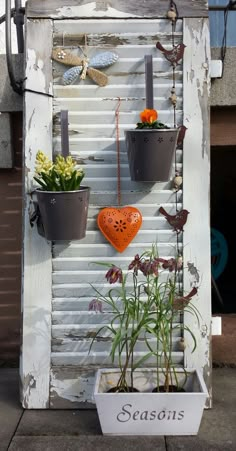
[125,128,177,132]
[35,185,90,194]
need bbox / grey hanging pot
[125,128,179,182]
[36,186,90,241]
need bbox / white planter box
[94,368,208,436]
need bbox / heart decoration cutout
[97,207,143,253]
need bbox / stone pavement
[0,368,235,451]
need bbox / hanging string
[171,19,178,186]
[171,22,177,131]
[115,97,122,207]
[84,33,88,56]
[167,0,179,32]
[169,9,182,296]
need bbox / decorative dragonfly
[52,48,119,87]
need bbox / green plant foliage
[136,120,169,129]
[34,150,85,191]
[89,245,200,393]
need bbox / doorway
[211,145,236,313]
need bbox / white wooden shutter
[50,19,184,407]
[21,11,211,409]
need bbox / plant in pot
[33,150,90,241]
[89,245,208,436]
[125,54,179,182]
[125,107,179,183]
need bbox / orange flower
[140,109,158,124]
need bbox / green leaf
[132,352,153,370]
[33,176,48,190]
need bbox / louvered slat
[52,19,183,370]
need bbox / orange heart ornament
[97,207,143,253]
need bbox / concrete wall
[0,54,23,112]
[211,48,236,107]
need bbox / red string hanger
[97,98,142,253]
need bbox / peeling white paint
[56,3,138,18]
[21,19,53,409]
[27,48,53,94]
[183,18,211,405]
[50,370,95,404]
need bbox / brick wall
[0,112,22,363]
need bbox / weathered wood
[54,95,183,113]
[54,137,179,154]
[19,16,187,407]
[53,19,183,34]
[52,297,182,314]
[53,59,177,77]
[53,84,183,106]
[61,216,172,232]
[52,310,180,324]
[52,323,182,339]
[51,337,181,353]
[51,350,183,366]
[53,242,183,259]
[53,32,183,48]
[27,0,208,18]
[52,268,181,285]
[20,19,53,409]
[53,110,183,129]
[182,18,211,406]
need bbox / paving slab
[0,369,23,451]
[199,368,236,442]
[166,437,235,451]
[2,367,236,451]
[16,410,102,436]
[8,436,166,451]
[166,368,236,450]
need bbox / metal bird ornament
[177,125,187,147]
[159,206,189,233]
[52,48,119,87]
[173,287,198,311]
[156,41,186,67]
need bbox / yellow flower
[54,155,77,177]
[34,151,85,191]
[76,168,84,178]
[35,150,53,175]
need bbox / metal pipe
[0,9,14,25]
[14,0,24,53]
[5,0,22,94]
